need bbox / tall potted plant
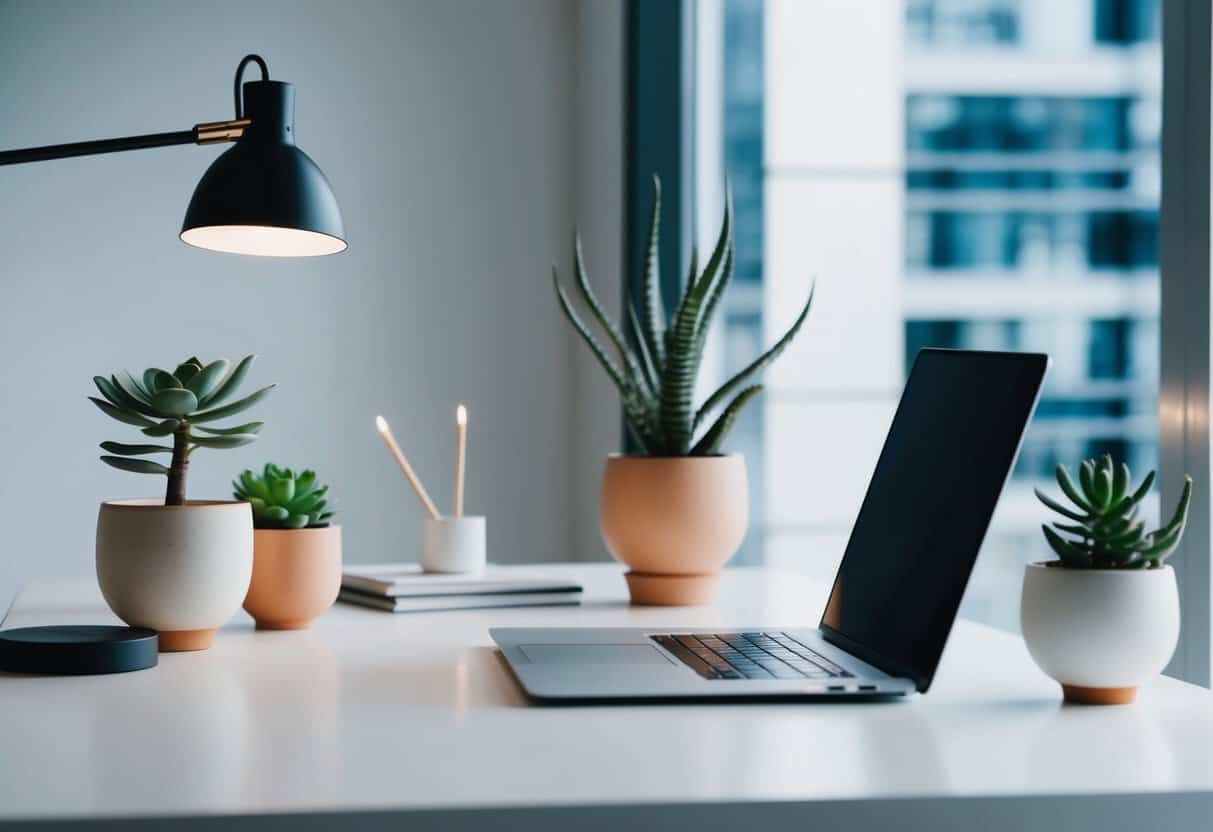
[91,355,273,651]
[236,464,341,631]
[553,176,814,605]
[1023,455,1192,704]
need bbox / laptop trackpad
[519,644,674,665]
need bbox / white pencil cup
[421,516,487,574]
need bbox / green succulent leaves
[99,456,171,475]
[234,464,334,530]
[151,387,199,418]
[91,355,272,505]
[1036,453,1192,570]
[553,174,814,456]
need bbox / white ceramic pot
[96,500,254,652]
[1020,562,1179,705]
[421,515,486,574]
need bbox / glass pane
[698,0,1161,631]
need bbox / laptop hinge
[820,625,928,692]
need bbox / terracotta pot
[244,526,343,630]
[96,500,253,652]
[600,454,748,605]
[1021,562,1179,705]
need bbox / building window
[697,0,1160,632]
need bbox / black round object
[0,625,158,675]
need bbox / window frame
[1160,0,1212,686]
[625,0,697,316]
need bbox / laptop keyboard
[651,632,854,681]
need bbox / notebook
[338,587,582,614]
[341,564,582,599]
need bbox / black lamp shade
[181,81,346,257]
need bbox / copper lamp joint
[193,118,251,145]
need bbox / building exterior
[709,0,1160,629]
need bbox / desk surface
[3,563,1213,830]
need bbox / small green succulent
[90,355,274,506]
[553,174,814,456]
[234,464,334,529]
[1036,454,1193,569]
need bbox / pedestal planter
[1020,562,1179,705]
[96,500,254,652]
[244,526,343,630]
[600,454,748,606]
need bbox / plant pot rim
[101,499,248,511]
[254,524,342,534]
[1027,560,1174,575]
[606,452,741,461]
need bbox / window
[696,0,1162,632]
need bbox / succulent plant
[90,355,274,506]
[553,175,814,455]
[234,464,333,529]
[1036,454,1193,569]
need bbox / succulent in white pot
[91,356,273,651]
[1022,454,1192,704]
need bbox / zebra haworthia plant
[1036,453,1193,570]
[553,175,815,455]
[90,355,275,506]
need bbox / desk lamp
[0,54,346,257]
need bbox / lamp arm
[0,53,270,167]
[0,118,252,167]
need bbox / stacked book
[339,564,582,613]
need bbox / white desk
[2,564,1213,831]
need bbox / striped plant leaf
[691,385,762,456]
[553,267,633,399]
[554,264,662,449]
[573,235,651,396]
[641,174,666,366]
[691,240,734,363]
[694,279,815,431]
[659,194,733,454]
[626,302,661,394]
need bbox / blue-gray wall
[0,0,616,605]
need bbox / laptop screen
[820,349,1047,692]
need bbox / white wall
[569,0,625,563]
[0,0,622,606]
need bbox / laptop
[492,349,1049,701]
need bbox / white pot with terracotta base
[244,526,343,630]
[96,500,253,652]
[1020,562,1179,705]
[600,454,748,606]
